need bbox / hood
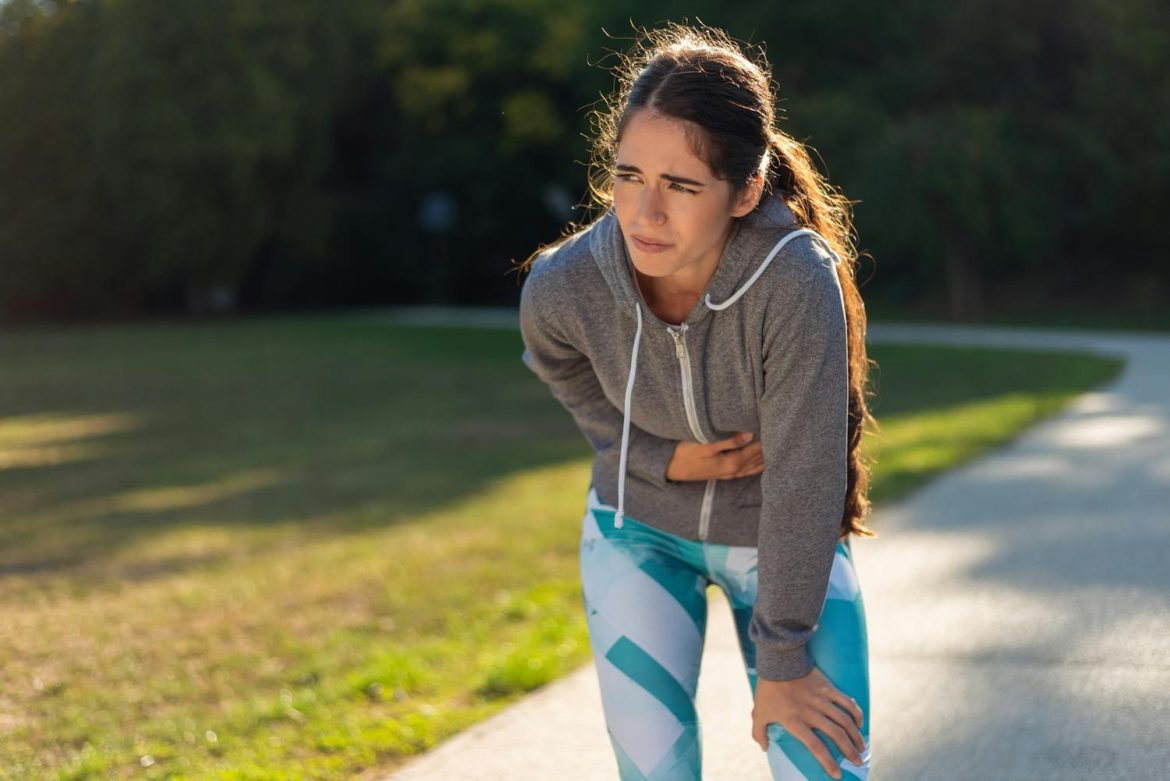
[587,192,806,326]
[583,192,843,530]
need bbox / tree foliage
[0,0,1165,320]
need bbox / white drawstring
[614,300,644,530]
[705,229,840,310]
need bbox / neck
[633,221,735,322]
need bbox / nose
[636,185,667,226]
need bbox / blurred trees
[0,0,1166,321]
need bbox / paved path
[376,309,1170,780]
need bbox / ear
[730,172,764,218]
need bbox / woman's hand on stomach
[666,432,763,482]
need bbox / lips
[631,234,673,252]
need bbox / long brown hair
[518,21,878,539]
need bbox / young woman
[517,22,878,781]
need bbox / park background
[1,0,1167,325]
[0,1,1164,779]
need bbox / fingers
[812,710,865,767]
[833,689,864,730]
[706,433,768,480]
[730,454,765,478]
[722,442,764,479]
[760,716,856,780]
[814,688,866,767]
[727,464,764,480]
[824,688,865,752]
[790,726,844,779]
[677,435,764,482]
[710,431,753,453]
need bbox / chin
[629,256,680,278]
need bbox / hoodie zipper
[667,324,717,540]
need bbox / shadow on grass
[0,315,588,584]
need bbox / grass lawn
[866,298,1170,333]
[0,313,1125,780]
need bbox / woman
[517,21,878,781]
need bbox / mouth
[631,234,672,253]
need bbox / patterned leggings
[579,486,872,780]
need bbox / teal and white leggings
[579,486,872,780]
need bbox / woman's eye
[614,173,696,195]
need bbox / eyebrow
[615,164,707,188]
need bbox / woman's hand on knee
[751,666,865,779]
[666,432,764,482]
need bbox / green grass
[867,298,1170,333]
[0,313,1125,779]
[859,343,1126,502]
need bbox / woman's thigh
[580,489,711,781]
[710,539,872,781]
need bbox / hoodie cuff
[630,430,679,489]
[755,643,816,682]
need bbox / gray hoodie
[517,193,850,681]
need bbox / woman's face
[612,107,760,283]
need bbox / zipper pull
[667,327,684,359]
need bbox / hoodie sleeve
[518,263,679,488]
[749,246,850,681]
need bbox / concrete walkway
[376,309,1170,780]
